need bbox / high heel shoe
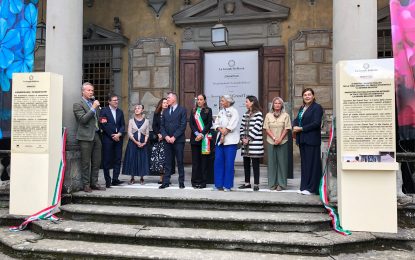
[128,178,135,185]
[140,178,144,185]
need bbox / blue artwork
[0,0,37,140]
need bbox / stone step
[0,192,9,209]
[0,228,328,260]
[31,220,377,255]
[70,187,326,213]
[60,204,331,232]
[0,209,25,227]
[398,205,415,228]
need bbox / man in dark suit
[73,82,106,192]
[159,92,187,189]
[100,93,125,188]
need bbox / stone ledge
[72,187,323,206]
[0,228,327,260]
[32,220,376,255]
[60,204,331,232]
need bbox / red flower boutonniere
[99,117,108,124]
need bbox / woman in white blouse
[213,95,240,191]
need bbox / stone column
[333,0,377,104]
[330,0,377,201]
[45,0,83,192]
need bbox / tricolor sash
[194,107,211,154]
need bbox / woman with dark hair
[293,88,323,195]
[150,98,168,184]
[123,104,150,185]
[239,95,264,191]
[189,94,213,189]
[263,97,291,191]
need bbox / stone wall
[289,30,333,134]
[129,38,175,127]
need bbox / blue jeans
[214,144,237,189]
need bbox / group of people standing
[73,82,323,195]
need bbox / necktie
[87,100,99,131]
[170,107,173,115]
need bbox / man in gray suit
[73,82,106,192]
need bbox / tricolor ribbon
[194,107,211,154]
[10,128,68,231]
[319,118,351,236]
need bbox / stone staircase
[0,187,414,259]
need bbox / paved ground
[99,163,303,193]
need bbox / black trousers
[191,144,211,187]
[243,157,260,185]
[102,139,123,185]
[299,144,322,194]
[163,141,185,185]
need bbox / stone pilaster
[45,0,83,192]
[333,0,377,110]
[331,0,378,201]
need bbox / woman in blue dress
[122,104,150,184]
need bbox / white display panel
[204,51,259,162]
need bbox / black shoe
[106,183,111,188]
[159,184,169,189]
[179,183,185,189]
[158,181,163,184]
[253,185,259,191]
[112,180,124,185]
[238,184,251,189]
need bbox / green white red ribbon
[10,128,67,231]
[194,107,211,155]
[319,118,351,236]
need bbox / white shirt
[170,104,178,114]
[109,105,117,121]
[213,106,240,145]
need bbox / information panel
[10,72,63,215]
[11,75,50,153]
[338,59,395,163]
[336,59,398,233]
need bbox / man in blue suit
[159,92,187,189]
[100,93,125,188]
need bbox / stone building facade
[30,0,391,191]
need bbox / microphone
[90,96,101,109]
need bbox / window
[83,45,113,107]
[378,29,392,58]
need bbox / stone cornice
[172,0,290,26]
[83,24,129,46]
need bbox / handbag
[149,131,158,144]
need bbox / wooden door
[179,49,203,164]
